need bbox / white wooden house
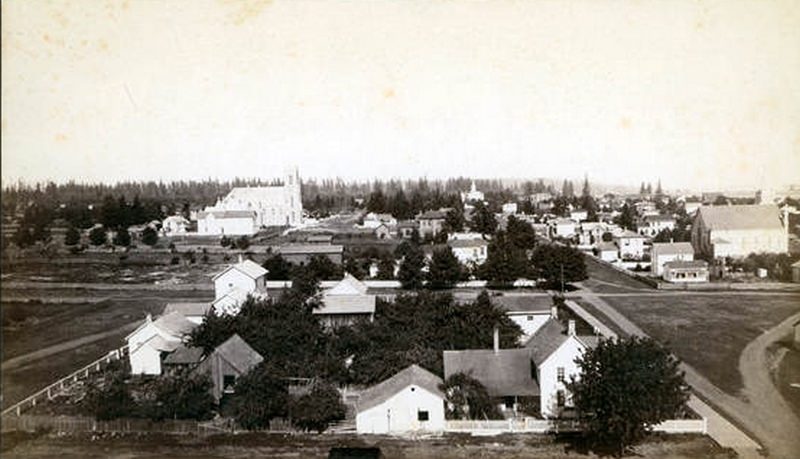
[126,312,198,375]
[356,364,446,435]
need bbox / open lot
[597,293,800,396]
[1,289,212,409]
[1,432,733,459]
[582,256,654,294]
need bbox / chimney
[568,320,576,336]
[493,326,500,353]
[238,254,243,264]
[550,305,559,320]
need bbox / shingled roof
[357,364,444,413]
[493,295,552,313]
[697,205,784,231]
[212,258,268,281]
[651,242,694,257]
[212,334,264,374]
[443,348,539,397]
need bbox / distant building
[792,260,800,283]
[651,242,694,276]
[416,209,449,238]
[356,365,446,435]
[314,274,376,328]
[595,242,619,262]
[551,218,577,239]
[494,295,556,343]
[570,209,588,222]
[361,213,397,229]
[197,168,303,235]
[373,223,393,240]
[211,257,268,315]
[270,243,344,265]
[197,210,257,236]
[692,205,788,258]
[502,202,518,214]
[162,215,189,236]
[396,220,419,239]
[638,215,676,238]
[126,312,197,375]
[663,260,709,283]
[447,238,488,265]
[614,230,647,260]
[461,181,485,203]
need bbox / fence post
[96,362,101,371]
[47,388,52,400]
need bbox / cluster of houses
[357,296,598,434]
[125,253,597,434]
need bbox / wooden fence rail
[1,346,128,418]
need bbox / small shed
[195,334,264,402]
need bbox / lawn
[1,432,733,459]
[601,293,800,395]
[771,339,800,419]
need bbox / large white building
[197,168,303,235]
[126,312,197,375]
[692,205,788,258]
[651,242,694,276]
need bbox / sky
[2,0,800,192]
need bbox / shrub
[289,382,346,432]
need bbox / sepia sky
[2,0,800,192]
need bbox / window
[557,367,565,382]
[557,390,565,408]
[417,410,429,421]
[504,397,515,409]
[527,315,534,321]
[223,375,237,393]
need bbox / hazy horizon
[3,0,800,191]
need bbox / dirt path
[737,312,800,459]
[1,321,139,372]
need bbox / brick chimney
[550,305,559,319]
[493,326,500,353]
[568,320,576,336]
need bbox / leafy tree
[376,254,396,280]
[479,231,530,287]
[64,225,81,246]
[148,370,216,421]
[444,207,465,233]
[613,202,636,231]
[188,311,240,355]
[470,202,497,235]
[220,235,232,247]
[234,236,250,250]
[307,254,342,280]
[83,363,136,421]
[397,243,426,289]
[289,381,346,432]
[530,244,587,289]
[342,255,366,280]
[568,337,690,456]
[263,254,295,280]
[427,247,463,289]
[601,232,613,242]
[230,363,290,429]
[89,226,107,246]
[113,227,131,247]
[291,265,322,299]
[141,226,158,246]
[506,215,537,250]
[440,372,502,420]
[366,188,387,213]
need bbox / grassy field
[582,257,654,293]
[1,289,212,409]
[600,293,800,395]
[1,432,733,459]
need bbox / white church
[197,168,303,236]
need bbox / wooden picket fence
[1,346,128,417]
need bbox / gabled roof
[163,302,212,317]
[616,230,645,239]
[417,209,449,220]
[651,242,694,257]
[642,214,676,223]
[525,318,568,365]
[447,238,489,249]
[212,334,264,374]
[163,344,204,365]
[554,218,576,225]
[315,295,376,315]
[443,348,539,397]
[357,365,444,413]
[327,273,368,295]
[493,295,552,313]
[597,242,618,252]
[212,259,268,281]
[697,205,784,231]
[212,288,250,307]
